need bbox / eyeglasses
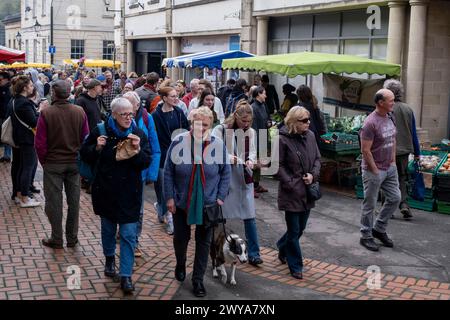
[297,118,310,124]
[118,112,134,119]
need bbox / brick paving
[0,163,449,300]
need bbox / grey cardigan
[163,132,231,210]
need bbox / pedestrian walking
[251,86,271,196]
[296,85,326,144]
[276,106,321,280]
[10,75,41,208]
[35,80,89,249]
[79,97,151,293]
[212,100,264,266]
[152,87,190,235]
[0,71,12,162]
[383,79,420,220]
[123,91,161,257]
[359,89,401,252]
[164,107,231,297]
[261,75,280,115]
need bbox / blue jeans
[154,168,167,220]
[244,218,261,260]
[276,210,310,274]
[2,144,11,159]
[136,181,145,244]
[101,217,137,277]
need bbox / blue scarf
[108,116,136,138]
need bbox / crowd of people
[0,65,419,297]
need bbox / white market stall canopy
[162,50,254,69]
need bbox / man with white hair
[359,89,401,252]
[383,79,420,220]
[182,78,200,108]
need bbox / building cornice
[253,0,388,17]
[126,28,241,40]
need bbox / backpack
[225,92,246,118]
[78,122,106,184]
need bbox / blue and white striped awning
[162,50,255,69]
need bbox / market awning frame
[222,51,401,77]
[163,50,255,69]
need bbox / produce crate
[436,174,450,189]
[409,150,448,175]
[435,187,450,202]
[431,144,450,152]
[407,197,436,212]
[319,132,360,152]
[436,201,450,215]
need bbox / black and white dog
[210,224,248,285]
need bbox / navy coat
[80,120,151,224]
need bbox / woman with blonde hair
[212,100,264,266]
[164,106,231,297]
[276,106,321,280]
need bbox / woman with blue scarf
[80,97,151,294]
[164,107,231,297]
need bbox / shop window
[312,40,339,54]
[269,16,290,40]
[269,41,288,54]
[290,15,313,39]
[371,38,387,61]
[342,10,370,37]
[372,6,389,36]
[289,40,310,54]
[313,13,340,38]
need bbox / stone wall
[422,1,450,143]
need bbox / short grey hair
[111,97,133,113]
[190,78,200,88]
[123,91,141,106]
[383,79,404,102]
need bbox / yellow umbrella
[84,59,121,69]
[27,63,52,69]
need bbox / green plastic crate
[436,201,450,215]
[409,150,448,175]
[319,132,360,152]
[407,185,434,200]
[407,197,436,212]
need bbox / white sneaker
[20,197,41,208]
[13,197,21,205]
[165,212,174,235]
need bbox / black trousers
[172,208,213,284]
[11,147,20,197]
[16,145,37,197]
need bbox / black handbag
[203,203,224,228]
[292,142,322,202]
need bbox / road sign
[49,46,56,54]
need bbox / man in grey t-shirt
[359,89,401,252]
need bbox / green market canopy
[222,51,401,77]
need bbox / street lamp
[15,32,23,50]
[33,20,42,33]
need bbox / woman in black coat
[80,97,151,294]
[276,106,321,280]
[10,75,40,208]
[296,85,326,144]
